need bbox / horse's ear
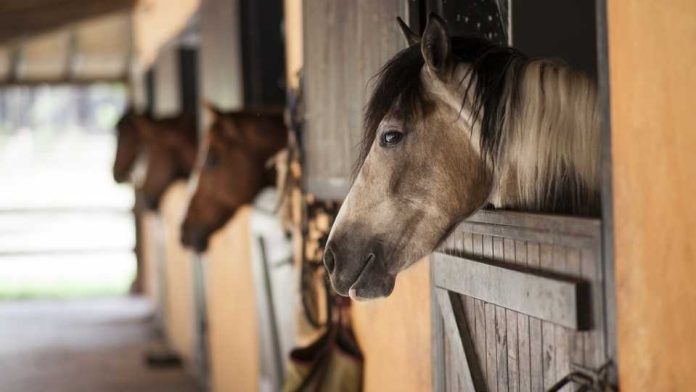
[396,17,419,46]
[203,100,223,119]
[217,114,244,142]
[421,13,452,78]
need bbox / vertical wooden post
[608,1,696,389]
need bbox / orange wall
[205,207,259,392]
[352,259,432,392]
[159,182,197,364]
[608,1,696,389]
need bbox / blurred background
[0,85,133,299]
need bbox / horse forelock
[359,36,525,176]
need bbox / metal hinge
[548,361,617,392]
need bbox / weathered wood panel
[433,254,586,329]
[302,0,408,199]
[433,210,606,391]
[608,1,696,389]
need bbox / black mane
[361,36,527,170]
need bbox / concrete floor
[0,297,200,392]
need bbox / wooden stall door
[432,212,608,391]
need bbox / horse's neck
[490,60,600,214]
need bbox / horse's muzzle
[323,239,396,300]
[180,224,210,253]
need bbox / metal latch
[548,361,617,392]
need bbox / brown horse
[137,114,199,210]
[324,15,599,300]
[112,108,143,183]
[180,106,287,252]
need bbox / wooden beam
[433,253,590,330]
[0,0,136,46]
[435,288,479,392]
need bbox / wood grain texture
[160,182,197,365]
[205,207,259,392]
[608,1,696,389]
[302,0,407,199]
[434,211,604,390]
[352,259,432,392]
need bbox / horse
[180,105,287,252]
[323,14,600,300]
[136,113,199,210]
[112,108,143,183]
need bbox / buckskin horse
[324,15,599,300]
[137,113,199,210]
[180,105,287,252]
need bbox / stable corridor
[0,297,199,392]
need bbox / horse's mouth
[347,254,374,299]
[346,254,396,301]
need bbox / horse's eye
[380,130,404,147]
[205,153,219,169]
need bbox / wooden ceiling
[0,0,136,46]
[0,0,200,85]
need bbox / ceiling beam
[0,0,136,46]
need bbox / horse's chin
[180,227,211,254]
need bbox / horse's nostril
[323,245,336,274]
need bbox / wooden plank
[435,289,477,392]
[459,232,478,377]
[567,247,585,371]
[540,243,556,389]
[433,253,585,329]
[465,210,601,237]
[493,238,508,390]
[496,306,509,391]
[552,245,570,390]
[483,234,497,392]
[468,232,487,388]
[514,240,531,392]
[485,302,498,392]
[303,0,406,199]
[456,221,595,249]
[431,292,445,392]
[504,239,519,392]
[581,246,603,368]
[526,243,544,391]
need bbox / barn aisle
[0,297,199,392]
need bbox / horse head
[180,104,287,252]
[324,14,599,300]
[136,114,199,210]
[112,108,142,183]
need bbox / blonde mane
[493,59,600,214]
